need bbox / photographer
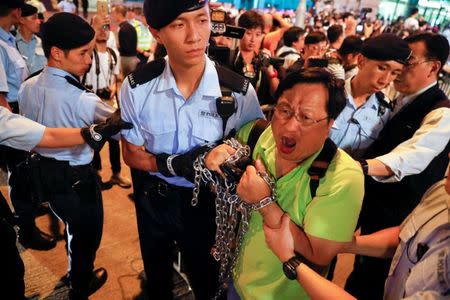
[231,10,279,104]
[84,15,131,188]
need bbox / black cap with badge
[361,33,412,65]
[41,12,95,52]
[144,0,208,30]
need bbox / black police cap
[21,4,37,17]
[144,0,208,30]
[2,0,25,9]
[41,13,94,51]
[361,33,412,65]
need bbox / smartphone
[97,0,110,16]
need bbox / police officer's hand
[155,145,213,182]
[81,109,133,152]
[205,144,236,175]
[237,159,272,204]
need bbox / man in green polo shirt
[205,69,365,299]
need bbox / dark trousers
[47,165,103,296]
[1,102,36,229]
[73,0,88,15]
[0,192,25,300]
[0,147,36,230]
[92,138,121,174]
[134,174,220,300]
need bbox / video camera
[257,52,285,68]
[210,10,246,39]
[208,10,245,65]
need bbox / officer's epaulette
[375,91,393,116]
[24,69,43,82]
[128,58,166,89]
[215,64,249,95]
[375,91,393,110]
[64,75,94,93]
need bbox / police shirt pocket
[192,119,223,145]
[140,123,176,153]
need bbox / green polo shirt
[233,121,364,300]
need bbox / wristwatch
[282,255,301,280]
[359,159,369,175]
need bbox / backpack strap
[247,119,270,158]
[307,138,338,198]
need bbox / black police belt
[139,172,193,198]
[28,153,94,198]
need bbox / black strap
[307,138,337,198]
[215,63,250,95]
[247,119,270,158]
[245,122,337,198]
[64,75,93,93]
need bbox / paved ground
[2,147,354,299]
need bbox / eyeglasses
[405,59,434,68]
[274,103,328,127]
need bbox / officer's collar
[156,55,221,98]
[0,26,16,47]
[46,66,79,82]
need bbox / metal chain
[191,139,276,300]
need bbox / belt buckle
[157,181,169,197]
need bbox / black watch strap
[282,255,301,280]
[359,159,369,175]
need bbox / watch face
[283,261,297,280]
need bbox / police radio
[216,93,236,138]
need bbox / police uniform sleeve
[0,106,45,151]
[77,92,115,125]
[234,84,264,130]
[118,77,145,146]
[0,48,9,93]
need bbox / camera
[308,56,341,68]
[257,51,285,68]
[208,10,246,65]
[96,87,112,100]
[210,10,246,39]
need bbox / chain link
[191,139,276,299]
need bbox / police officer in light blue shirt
[119,0,263,299]
[0,0,29,111]
[0,0,57,251]
[16,4,46,74]
[329,34,412,159]
[18,12,117,299]
[0,104,132,300]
